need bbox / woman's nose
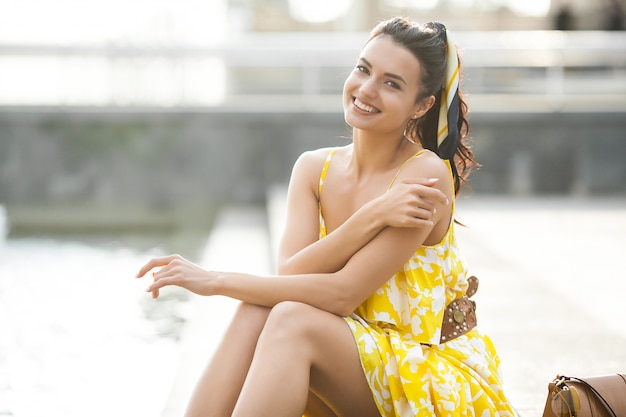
[359,77,378,99]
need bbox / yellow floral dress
[318,149,515,417]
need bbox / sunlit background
[0,0,622,107]
[0,0,625,416]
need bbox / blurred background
[0,0,625,416]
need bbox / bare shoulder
[291,146,345,178]
[287,146,341,195]
[394,149,454,199]
[293,146,335,168]
[401,150,451,181]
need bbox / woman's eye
[355,65,369,74]
[385,80,400,89]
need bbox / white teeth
[354,98,378,113]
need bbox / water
[0,235,189,417]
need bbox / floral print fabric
[318,149,515,417]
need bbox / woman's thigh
[266,301,381,417]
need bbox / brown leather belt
[440,275,478,343]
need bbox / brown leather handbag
[542,374,626,417]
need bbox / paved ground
[162,192,626,416]
[453,196,626,415]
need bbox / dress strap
[318,148,336,197]
[387,149,429,190]
[318,148,336,239]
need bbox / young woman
[137,17,515,417]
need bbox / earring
[404,120,418,145]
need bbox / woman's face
[343,34,426,136]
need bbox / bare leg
[184,302,270,417]
[183,301,337,417]
[231,301,380,417]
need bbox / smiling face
[343,34,432,137]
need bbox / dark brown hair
[368,17,479,195]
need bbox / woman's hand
[136,254,216,299]
[369,178,449,228]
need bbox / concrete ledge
[160,206,271,417]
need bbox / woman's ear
[413,95,436,119]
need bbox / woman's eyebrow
[359,57,407,86]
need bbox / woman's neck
[350,129,422,176]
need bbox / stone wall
[1,108,624,213]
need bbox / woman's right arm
[276,150,448,275]
[141,149,452,316]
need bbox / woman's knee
[267,300,310,324]
[260,301,318,345]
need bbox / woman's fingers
[140,255,211,298]
[135,254,182,278]
[407,216,435,227]
[135,254,184,299]
[146,265,181,297]
[400,178,449,206]
[147,274,172,297]
[401,177,438,186]
[151,271,161,299]
[382,177,450,228]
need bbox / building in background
[0,0,623,107]
[0,0,624,217]
[232,0,624,31]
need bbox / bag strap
[557,374,626,417]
